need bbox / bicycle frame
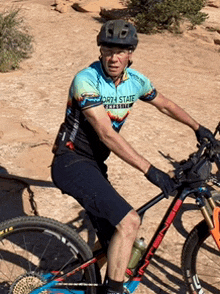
[27,123,220,293]
[30,184,219,294]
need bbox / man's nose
[110,53,118,61]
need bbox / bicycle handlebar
[172,126,220,189]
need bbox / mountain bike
[1,122,220,294]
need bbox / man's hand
[145,165,175,198]
[195,125,216,145]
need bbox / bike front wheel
[181,219,220,293]
[0,216,100,294]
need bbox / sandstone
[55,3,68,13]
[72,3,89,12]
[206,0,220,8]
[187,28,214,44]
[54,0,63,4]
[100,7,128,20]
[54,0,75,13]
[214,38,220,44]
[0,1,220,293]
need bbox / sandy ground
[0,0,220,293]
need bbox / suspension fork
[196,187,220,250]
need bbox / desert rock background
[0,0,220,293]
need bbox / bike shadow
[0,165,54,222]
[142,256,187,293]
[66,210,97,249]
[0,165,98,249]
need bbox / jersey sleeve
[139,76,157,102]
[70,70,102,110]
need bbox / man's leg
[51,153,138,292]
[105,209,140,292]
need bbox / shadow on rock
[0,165,54,222]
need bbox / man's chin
[108,69,120,77]
[108,67,119,75]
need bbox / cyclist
[51,19,215,294]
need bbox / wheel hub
[10,272,48,294]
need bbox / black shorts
[51,151,133,243]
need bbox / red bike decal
[138,199,183,275]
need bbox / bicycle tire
[181,219,220,293]
[0,215,100,294]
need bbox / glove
[195,125,216,146]
[145,165,175,198]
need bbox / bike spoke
[0,217,99,294]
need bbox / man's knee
[116,210,140,237]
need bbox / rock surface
[0,0,220,292]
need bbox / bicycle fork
[196,188,220,250]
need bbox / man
[51,20,215,294]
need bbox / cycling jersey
[55,60,157,161]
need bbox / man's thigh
[52,152,133,228]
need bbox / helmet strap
[127,60,133,68]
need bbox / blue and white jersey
[63,61,157,161]
[69,61,157,132]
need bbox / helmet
[97,20,138,50]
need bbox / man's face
[100,46,132,78]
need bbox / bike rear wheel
[181,219,220,293]
[0,216,100,294]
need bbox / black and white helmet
[97,20,138,50]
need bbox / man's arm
[83,104,151,174]
[83,103,176,197]
[149,92,217,146]
[149,92,200,131]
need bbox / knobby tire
[0,216,99,294]
[181,220,220,293]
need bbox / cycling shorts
[51,151,133,229]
